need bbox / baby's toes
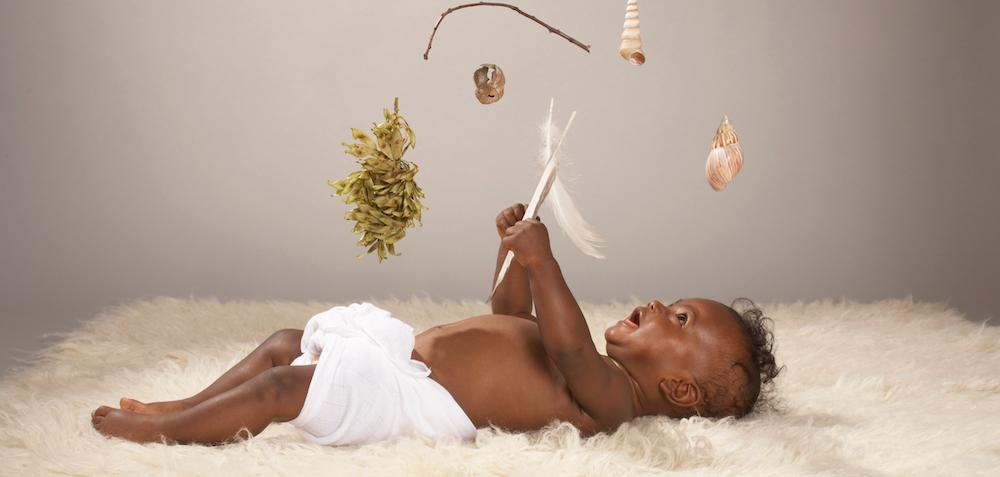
[91,407,109,429]
[120,397,140,412]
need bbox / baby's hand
[501,219,554,268]
[496,203,527,239]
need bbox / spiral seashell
[473,64,505,104]
[619,0,645,66]
[706,116,743,191]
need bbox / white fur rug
[1,297,998,476]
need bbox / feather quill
[489,106,575,300]
[488,99,604,301]
[540,98,605,259]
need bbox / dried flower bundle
[330,98,427,261]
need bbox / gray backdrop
[2,0,998,372]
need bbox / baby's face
[605,298,748,403]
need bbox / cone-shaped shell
[473,64,505,104]
[706,116,744,191]
[619,0,645,66]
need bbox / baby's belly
[414,315,589,432]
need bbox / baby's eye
[677,313,688,326]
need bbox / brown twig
[423,2,591,60]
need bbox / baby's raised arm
[490,203,534,319]
[501,219,635,430]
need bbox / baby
[91,203,780,445]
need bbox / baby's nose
[648,300,665,311]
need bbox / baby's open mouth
[625,308,641,327]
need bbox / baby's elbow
[578,417,627,438]
[599,419,627,436]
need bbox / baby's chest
[415,321,595,431]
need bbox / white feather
[539,98,605,259]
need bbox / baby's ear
[659,374,702,410]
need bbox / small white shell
[619,0,645,66]
[706,117,743,191]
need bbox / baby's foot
[120,397,191,415]
[91,406,168,443]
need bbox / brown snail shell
[473,64,505,105]
[706,116,744,191]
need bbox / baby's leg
[94,364,314,444]
[122,329,303,415]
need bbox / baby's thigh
[268,364,315,420]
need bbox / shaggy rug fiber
[1,297,998,476]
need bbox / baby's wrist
[525,255,558,273]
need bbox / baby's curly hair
[700,298,783,418]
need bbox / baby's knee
[265,329,303,364]
[267,328,303,345]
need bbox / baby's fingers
[502,208,518,227]
[500,232,517,250]
[512,203,526,220]
[503,220,529,236]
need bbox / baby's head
[605,298,780,419]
